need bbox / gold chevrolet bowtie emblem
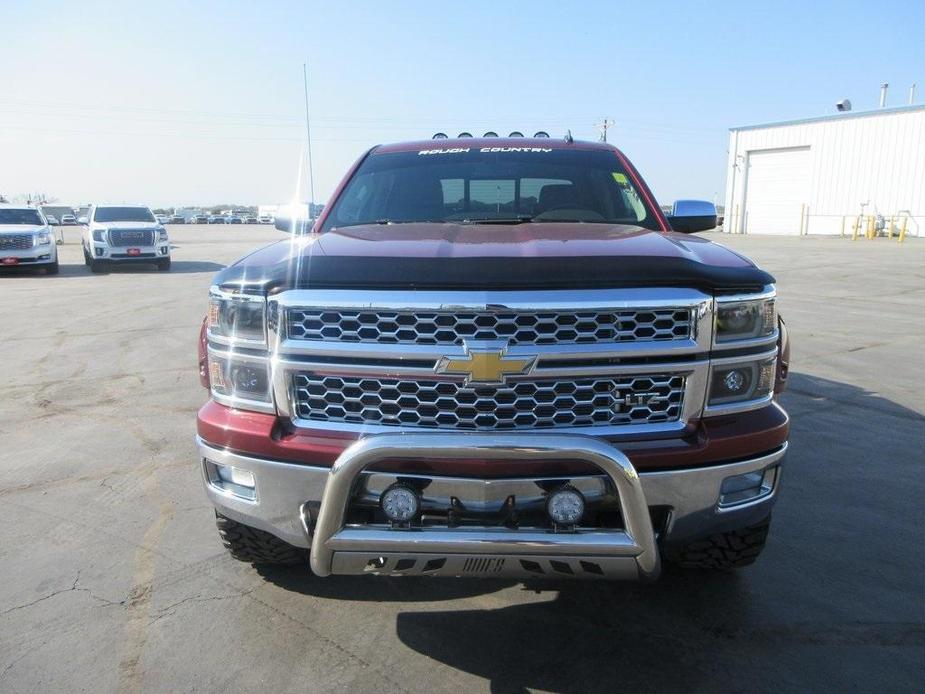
[436,347,535,384]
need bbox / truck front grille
[109,229,154,247]
[293,373,685,430]
[286,307,692,347]
[0,234,34,251]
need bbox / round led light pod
[546,487,585,527]
[380,484,419,524]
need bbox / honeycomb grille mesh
[293,373,685,430]
[287,308,692,346]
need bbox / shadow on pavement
[255,563,516,602]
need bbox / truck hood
[91,221,159,229]
[0,225,45,234]
[214,222,774,293]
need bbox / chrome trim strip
[309,432,660,580]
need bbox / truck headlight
[208,290,267,346]
[715,296,776,343]
[157,227,168,241]
[92,228,108,242]
[36,231,51,245]
[708,356,776,407]
[208,352,273,409]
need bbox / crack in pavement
[0,570,124,618]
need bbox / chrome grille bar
[0,234,34,251]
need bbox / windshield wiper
[460,215,534,225]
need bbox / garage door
[743,147,811,235]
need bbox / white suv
[81,205,170,272]
[0,204,58,274]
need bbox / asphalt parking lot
[1,226,923,693]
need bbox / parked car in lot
[197,136,790,583]
[227,215,243,224]
[46,214,60,225]
[156,214,170,225]
[169,215,186,224]
[244,215,258,224]
[190,214,210,224]
[60,213,77,225]
[258,216,273,224]
[81,204,170,272]
[208,215,227,224]
[0,204,58,273]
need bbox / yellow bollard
[841,216,846,237]
[852,215,861,240]
[899,217,908,243]
[887,216,895,239]
[867,216,875,240]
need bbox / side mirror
[77,216,89,225]
[274,203,313,233]
[274,216,314,233]
[666,200,717,233]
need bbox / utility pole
[597,118,614,142]
[302,62,316,214]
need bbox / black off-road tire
[215,512,307,565]
[89,259,107,274]
[157,258,171,272]
[46,260,59,275]
[664,517,771,570]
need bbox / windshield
[93,207,156,223]
[0,209,44,225]
[321,147,660,232]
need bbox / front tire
[157,258,171,272]
[215,512,307,565]
[46,260,59,275]
[89,259,107,274]
[664,516,771,570]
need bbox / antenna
[879,82,889,108]
[302,62,316,212]
[564,129,574,144]
[910,83,917,105]
[596,118,614,142]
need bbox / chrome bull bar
[306,433,661,580]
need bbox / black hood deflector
[215,255,774,294]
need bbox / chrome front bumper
[199,435,786,580]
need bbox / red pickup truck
[197,136,789,581]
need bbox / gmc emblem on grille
[613,391,660,411]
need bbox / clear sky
[2,0,923,209]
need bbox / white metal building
[723,105,924,237]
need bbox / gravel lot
[1,226,923,693]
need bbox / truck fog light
[380,484,419,524]
[546,487,585,527]
[206,460,257,500]
[229,364,268,397]
[723,369,746,393]
[719,465,778,508]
